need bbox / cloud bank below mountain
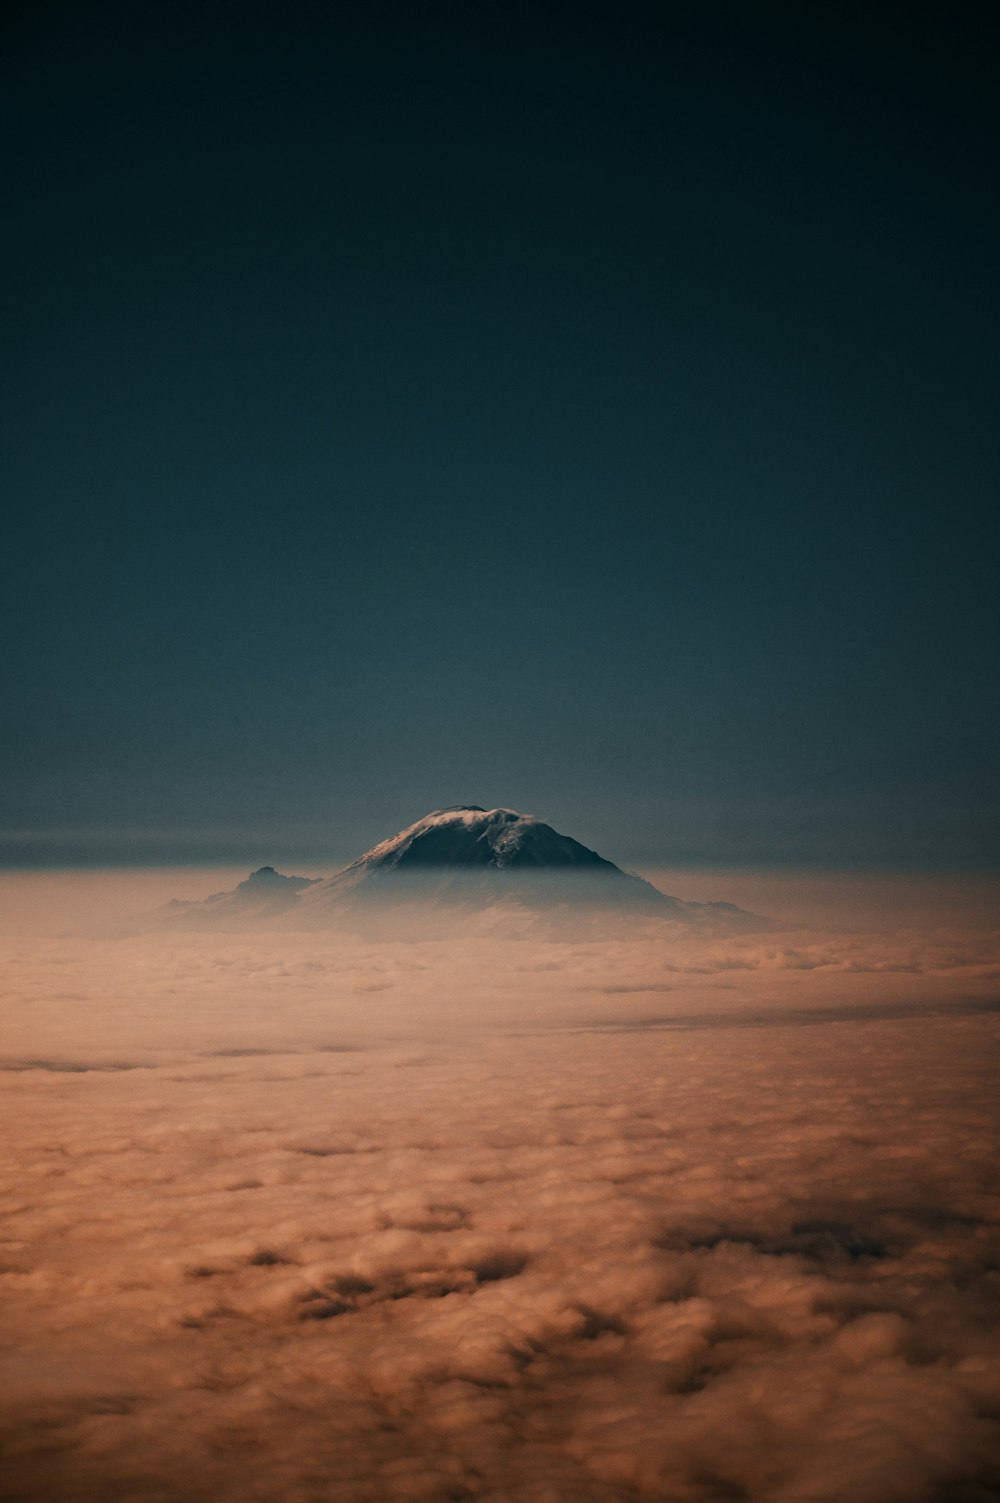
[1,873,998,1502]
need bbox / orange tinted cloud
[1,877,998,1501]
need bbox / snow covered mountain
[290,805,674,924]
[161,806,766,933]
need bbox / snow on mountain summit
[350,806,616,873]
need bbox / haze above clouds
[1,872,998,1502]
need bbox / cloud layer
[1,881,999,1501]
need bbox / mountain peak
[238,866,317,892]
[350,806,601,873]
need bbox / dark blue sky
[3,2,998,869]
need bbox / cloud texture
[1,879,999,1501]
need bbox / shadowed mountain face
[162,808,768,934]
[357,807,628,871]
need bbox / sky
[3,0,998,870]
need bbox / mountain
[162,865,319,927]
[290,805,674,927]
[161,806,767,934]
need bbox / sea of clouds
[1,873,998,1502]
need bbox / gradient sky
[3,1,998,870]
